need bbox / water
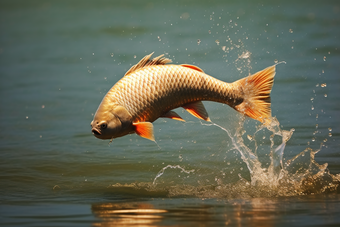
[1,0,339,226]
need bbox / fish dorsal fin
[124,53,172,76]
[182,101,211,121]
[160,110,185,122]
[181,64,204,73]
[133,122,155,141]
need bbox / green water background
[0,0,339,226]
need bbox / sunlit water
[1,0,339,226]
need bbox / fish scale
[113,64,237,123]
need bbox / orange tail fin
[233,65,276,123]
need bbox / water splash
[105,116,339,198]
[143,117,339,198]
[153,165,195,185]
[200,117,294,187]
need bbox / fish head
[91,104,133,140]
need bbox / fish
[91,53,276,141]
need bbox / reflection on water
[91,201,229,227]
[92,202,218,227]
[92,203,166,227]
[91,195,340,227]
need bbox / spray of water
[153,165,195,185]
[147,117,339,198]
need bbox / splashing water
[200,117,294,187]
[145,117,340,198]
[105,115,339,199]
[108,117,339,198]
[153,165,195,185]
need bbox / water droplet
[321,83,327,87]
[238,51,251,59]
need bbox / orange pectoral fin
[182,101,211,122]
[133,122,155,141]
[160,111,185,122]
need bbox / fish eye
[101,123,107,129]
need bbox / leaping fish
[91,53,276,141]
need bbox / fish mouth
[91,128,101,136]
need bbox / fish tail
[233,65,276,123]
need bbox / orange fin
[181,64,204,72]
[161,111,185,122]
[182,101,211,121]
[125,53,172,76]
[233,64,277,124]
[133,122,155,141]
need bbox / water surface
[0,0,339,226]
